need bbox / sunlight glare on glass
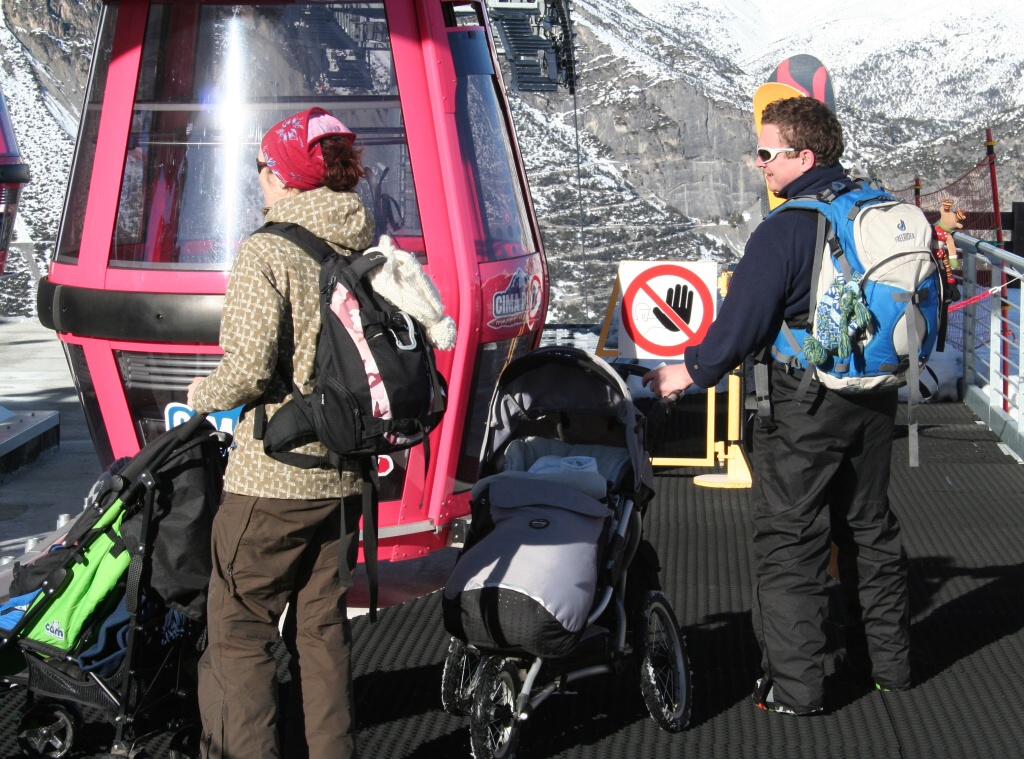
[217,12,245,259]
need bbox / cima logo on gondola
[488,268,543,330]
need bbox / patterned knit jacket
[191,187,374,499]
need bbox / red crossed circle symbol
[621,264,714,357]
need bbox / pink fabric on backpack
[331,286,393,427]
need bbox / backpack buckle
[390,311,418,351]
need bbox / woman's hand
[186,376,205,408]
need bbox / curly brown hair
[761,97,844,166]
[320,136,367,192]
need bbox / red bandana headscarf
[260,107,356,191]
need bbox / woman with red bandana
[188,108,373,759]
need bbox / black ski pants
[749,363,911,711]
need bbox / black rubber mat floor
[3,402,1024,758]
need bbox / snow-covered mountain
[559,0,1024,204]
[586,0,1024,123]
[0,0,1020,322]
[514,0,1024,317]
[0,1,78,318]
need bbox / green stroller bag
[3,412,229,660]
[19,503,131,654]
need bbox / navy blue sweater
[683,164,853,388]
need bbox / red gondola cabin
[37,0,549,561]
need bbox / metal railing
[952,232,1024,459]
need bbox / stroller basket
[23,652,122,708]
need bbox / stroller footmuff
[442,438,623,658]
[0,413,230,758]
[440,347,692,759]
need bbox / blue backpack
[763,180,945,465]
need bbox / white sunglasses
[756,146,797,163]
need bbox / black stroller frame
[440,347,691,759]
[0,413,230,758]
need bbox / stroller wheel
[16,701,79,758]
[635,590,692,732]
[441,637,481,716]
[469,656,521,759]
[167,723,202,759]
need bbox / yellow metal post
[694,372,752,488]
[650,386,717,468]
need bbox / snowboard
[754,55,835,211]
[768,54,835,111]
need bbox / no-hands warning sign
[617,261,718,358]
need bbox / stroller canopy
[481,346,655,498]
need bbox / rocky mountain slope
[519,0,1024,316]
[1,0,1019,322]
[2,0,95,135]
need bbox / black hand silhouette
[653,284,693,332]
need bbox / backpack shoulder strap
[760,200,834,409]
[250,222,350,466]
[334,250,388,308]
[765,202,833,332]
[802,209,830,324]
[257,223,391,323]
[255,221,360,264]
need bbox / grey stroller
[441,346,691,759]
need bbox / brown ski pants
[198,492,361,759]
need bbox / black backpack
[252,221,448,619]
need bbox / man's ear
[799,148,817,174]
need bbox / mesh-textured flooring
[3,402,1024,757]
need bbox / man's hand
[642,363,695,401]
[653,284,693,331]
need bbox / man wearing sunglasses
[644,97,911,715]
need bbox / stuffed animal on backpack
[366,235,457,350]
